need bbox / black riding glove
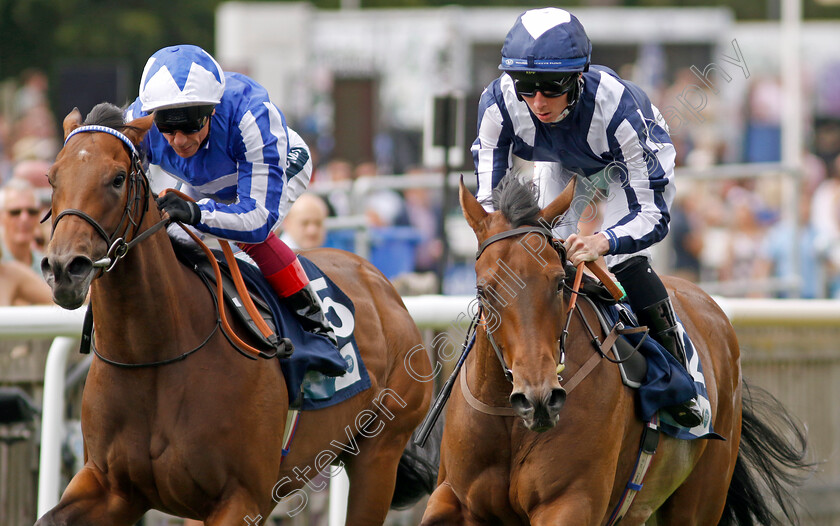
[155,193,201,225]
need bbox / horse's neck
[90,230,209,355]
[468,334,514,406]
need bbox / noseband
[474,226,567,383]
[53,125,167,273]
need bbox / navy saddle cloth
[574,272,718,440]
[181,247,371,411]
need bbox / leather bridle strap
[475,226,564,261]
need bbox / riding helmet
[139,45,226,112]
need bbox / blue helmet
[139,45,226,112]
[500,8,591,74]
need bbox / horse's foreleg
[528,495,604,526]
[34,465,146,526]
[420,482,464,525]
[341,435,409,525]
[201,489,264,526]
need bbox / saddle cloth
[597,301,719,440]
[187,247,372,411]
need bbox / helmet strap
[553,76,584,123]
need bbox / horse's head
[461,176,576,432]
[42,105,154,309]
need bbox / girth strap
[606,416,661,525]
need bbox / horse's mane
[491,176,541,227]
[84,102,129,129]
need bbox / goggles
[513,75,578,99]
[154,105,214,135]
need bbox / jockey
[125,44,337,348]
[473,8,703,428]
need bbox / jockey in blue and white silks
[125,70,310,244]
[473,65,676,260]
[473,8,703,428]
[125,44,339,355]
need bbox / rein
[464,224,643,417]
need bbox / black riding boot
[638,298,704,428]
[612,256,703,428]
[285,284,338,347]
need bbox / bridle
[474,225,568,383]
[53,125,169,274]
[54,125,220,368]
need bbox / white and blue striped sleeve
[278,126,312,220]
[590,74,676,255]
[196,102,287,244]
[472,83,515,211]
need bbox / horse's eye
[113,173,126,188]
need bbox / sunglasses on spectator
[6,207,40,217]
[155,115,210,135]
[514,75,578,98]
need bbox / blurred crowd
[0,69,57,306]
[3,65,840,300]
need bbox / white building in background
[215,3,840,170]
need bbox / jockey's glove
[156,193,201,225]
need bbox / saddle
[175,244,294,359]
[563,264,648,389]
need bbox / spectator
[761,190,821,298]
[668,183,704,283]
[0,255,52,305]
[279,193,329,250]
[355,161,408,227]
[743,76,782,163]
[11,159,52,251]
[811,153,840,297]
[0,178,44,274]
[318,158,354,217]
[718,185,770,295]
[403,172,442,273]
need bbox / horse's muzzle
[510,386,567,432]
[41,254,95,309]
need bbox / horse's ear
[123,114,155,146]
[538,176,577,225]
[459,176,488,234]
[62,108,83,140]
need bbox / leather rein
[465,225,642,416]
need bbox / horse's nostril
[40,257,52,278]
[548,387,567,411]
[510,392,533,413]
[66,256,94,278]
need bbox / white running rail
[8,296,840,521]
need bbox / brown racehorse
[421,177,809,525]
[36,104,433,526]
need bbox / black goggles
[513,75,578,98]
[154,106,214,135]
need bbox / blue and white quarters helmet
[139,45,226,112]
[500,8,591,74]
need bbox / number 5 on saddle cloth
[174,246,372,410]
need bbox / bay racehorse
[36,104,434,525]
[421,177,810,525]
